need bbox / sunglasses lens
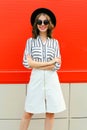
[37,20,42,25]
[37,20,49,25]
[44,20,49,25]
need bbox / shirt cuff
[53,62,61,71]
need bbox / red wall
[0,0,87,83]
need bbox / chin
[39,29,47,33]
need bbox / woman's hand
[51,57,61,65]
[54,57,61,64]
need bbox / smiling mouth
[39,26,47,30]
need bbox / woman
[20,8,66,130]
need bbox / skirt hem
[24,108,66,114]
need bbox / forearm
[27,55,55,69]
[38,64,55,70]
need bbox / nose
[42,21,44,25]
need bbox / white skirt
[24,69,66,114]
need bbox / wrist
[49,59,55,65]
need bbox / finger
[27,55,30,58]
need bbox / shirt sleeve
[22,38,32,69]
[53,39,61,71]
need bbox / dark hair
[32,13,54,38]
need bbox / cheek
[37,25,40,29]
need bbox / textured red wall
[0,0,87,83]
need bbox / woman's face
[37,14,49,33]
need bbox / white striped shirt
[23,36,61,70]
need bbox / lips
[39,26,47,30]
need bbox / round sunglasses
[36,19,49,25]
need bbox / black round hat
[30,8,56,27]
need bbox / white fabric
[25,69,66,114]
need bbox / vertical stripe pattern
[23,36,61,70]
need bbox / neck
[39,32,47,37]
[39,32,47,42]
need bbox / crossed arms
[26,55,61,70]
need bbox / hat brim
[30,8,56,27]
